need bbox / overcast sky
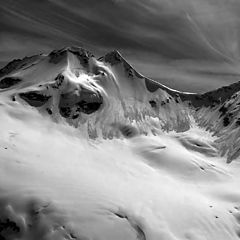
[1,0,240,92]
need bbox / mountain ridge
[1,46,240,161]
[2,46,239,98]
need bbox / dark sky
[1,0,240,92]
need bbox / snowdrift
[1,46,240,240]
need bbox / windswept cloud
[1,0,240,91]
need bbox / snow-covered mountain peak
[48,46,94,66]
[1,47,240,161]
[99,50,123,65]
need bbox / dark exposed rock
[0,60,22,78]
[118,125,138,138]
[99,50,144,79]
[145,77,182,97]
[69,233,77,239]
[145,78,161,93]
[0,219,20,233]
[236,118,240,126]
[46,108,53,115]
[0,55,39,78]
[51,74,64,89]
[100,50,122,65]
[72,114,79,119]
[59,107,71,118]
[223,116,230,127]
[195,81,240,108]
[68,47,94,68]
[19,91,51,107]
[149,100,157,108]
[123,62,134,78]
[146,78,240,109]
[77,101,102,114]
[49,46,93,68]
[48,49,67,64]
[0,77,22,89]
[219,105,228,117]
[59,101,102,117]
[59,88,103,118]
[0,218,20,239]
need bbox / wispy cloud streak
[1,0,240,91]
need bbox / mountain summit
[1,46,240,162]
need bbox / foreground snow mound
[1,47,240,240]
[1,105,240,240]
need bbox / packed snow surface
[0,47,240,240]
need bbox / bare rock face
[19,92,51,107]
[0,47,104,122]
[0,55,41,78]
[0,77,22,89]
[67,46,94,68]
[48,47,94,68]
[17,76,103,119]
[48,49,68,64]
[99,50,122,65]
[59,87,103,118]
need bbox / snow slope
[0,46,240,240]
